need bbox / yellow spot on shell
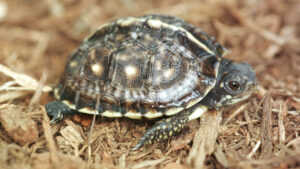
[163,68,175,79]
[115,34,125,42]
[91,63,103,76]
[90,49,96,60]
[124,65,139,80]
[69,61,78,67]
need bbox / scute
[56,14,224,118]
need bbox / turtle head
[201,59,258,108]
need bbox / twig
[0,63,52,92]
[247,140,261,159]
[224,103,248,126]
[87,95,100,161]
[28,70,48,112]
[244,110,254,137]
[42,107,58,163]
[286,137,300,148]
[278,102,287,146]
[0,91,28,103]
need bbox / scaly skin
[132,109,191,150]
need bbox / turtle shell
[54,14,227,119]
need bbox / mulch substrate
[0,0,299,169]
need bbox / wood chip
[186,110,222,168]
[260,93,273,159]
[214,145,229,168]
[0,104,38,145]
[60,125,84,156]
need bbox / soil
[0,0,299,169]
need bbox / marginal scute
[102,111,122,117]
[78,107,98,115]
[117,17,138,27]
[55,14,225,119]
[124,111,142,119]
[88,23,113,42]
[165,107,184,116]
[188,105,207,121]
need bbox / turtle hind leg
[45,101,74,123]
[132,110,190,150]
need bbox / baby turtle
[46,14,257,150]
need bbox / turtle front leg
[45,101,74,123]
[132,110,190,150]
[132,105,207,150]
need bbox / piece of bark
[260,94,273,159]
[186,110,222,168]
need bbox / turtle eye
[228,81,240,91]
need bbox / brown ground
[0,0,299,169]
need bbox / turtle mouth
[225,92,252,106]
[224,83,258,106]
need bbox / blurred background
[0,0,299,169]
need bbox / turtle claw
[49,112,63,123]
[131,142,143,151]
